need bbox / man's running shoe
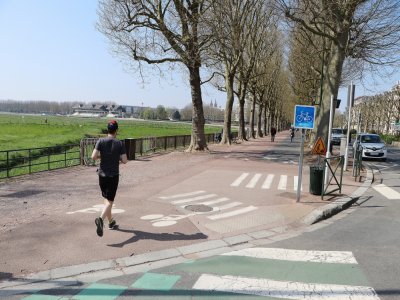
[108,219,118,230]
[95,217,104,237]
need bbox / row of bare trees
[280,0,400,144]
[97,0,294,151]
[97,0,400,151]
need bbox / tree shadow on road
[107,229,208,248]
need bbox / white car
[331,128,345,145]
[353,133,387,161]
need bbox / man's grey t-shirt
[95,137,126,177]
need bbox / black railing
[1,132,237,179]
[82,132,233,164]
[0,144,81,179]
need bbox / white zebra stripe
[373,184,400,200]
[294,176,302,191]
[231,173,249,187]
[159,190,205,200]
[222,248,358,264]
[277,175,287,190]
[261,174,274,189]
[246,173,262,188]
[193,274,379,300]
[208,206,257,220]
[212,201,242,212]
[199,197,230,206]
[171,194,217,204]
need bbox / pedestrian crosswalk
[231,172,303,191]
[15,247,380,299]
[156,190,257,223]
[373,183,400,200]
[140,190,259,227]
[178,247,380,299]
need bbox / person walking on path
[290,127,295,143]
[91,120,128,237]
[270,126,277,142]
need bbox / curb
[301,167,373,225]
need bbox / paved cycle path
[0,131,369,298]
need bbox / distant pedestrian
[270,127,277,142]
[290,127,295,142]
[91,120,127,237]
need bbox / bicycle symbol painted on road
[140,213,200,227]
[66,204,125,215]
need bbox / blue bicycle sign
[294,105,315,129]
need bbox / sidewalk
[0,131,372,298]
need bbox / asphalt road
[270,146,400,300]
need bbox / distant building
[72,104,108,117]
[71,103,144,118]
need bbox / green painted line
[132,272,180,291]
[22,295,62,300]
[72,283,127,300]
[125,289,286,299]
[172,256,370,287]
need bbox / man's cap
[107,120,118,131]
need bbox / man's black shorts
[99,175,119,201]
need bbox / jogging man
[91,120,128,237]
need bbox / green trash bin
[309,165,324,195]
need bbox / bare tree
[278,0,400,144]
[235,3,278,141]
[204,0,263,144]
[97,0,212,151]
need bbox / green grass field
[0,113,222,151]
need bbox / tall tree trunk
[250,97,256,138]
[238,78,249,141]
[187,66,207,151]
[222,71,235,145]
[257,103,263,137]
[315,43,346,146]
[263,106,268,136]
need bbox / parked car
[353,133,387,161]
[331,128,345,145]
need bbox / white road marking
[277,175,287,190]
[231,173,249,187]
[222,248,358,264]
[159,190,205,200]
[171,194,217,204]
[199,197,230,205]
[67,204,125,215]
[373,184,400,200]
[261,174,274,189]
[246,173,262,188]
[293,176,302,191]
[212,201,242,212]
[193,274,379,300]
[208,206,257,220]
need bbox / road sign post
[294,105,316,202]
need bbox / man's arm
[120,153,128,164]
[91,148,100,160]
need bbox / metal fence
[0,132,237,178]
[0,144,81,179]
[82,133,224,163]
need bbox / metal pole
[324,95,334,186]
[296,129,305,203]
[352,113,361,174]
[344,83,355,170]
